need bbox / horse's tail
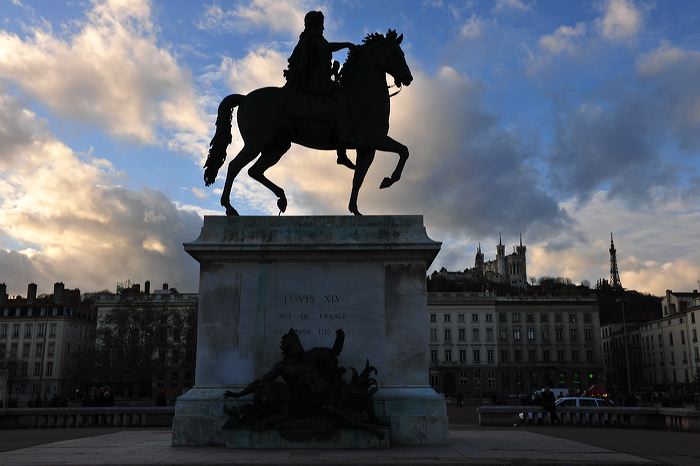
[203,94,246,186]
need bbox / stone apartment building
[0,282,96,405]
[600,322,644,393]
[93,281,197,402]
[638,290,700,387]
[427,291,602,397]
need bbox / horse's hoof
[225,206,239,216]
[277,197,287,213]
[379,177,394,189]
[349,207,363,216]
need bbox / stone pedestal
[172,216,448,447]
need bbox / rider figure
[284,11,356,168]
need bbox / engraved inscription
[277,292,346,335]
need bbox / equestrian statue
[203,11,413,216]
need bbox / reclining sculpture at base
[223,328,389,440]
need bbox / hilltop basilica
[430,235,527,289]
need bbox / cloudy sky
[1,0,699,297]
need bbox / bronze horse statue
[203,30,413,216]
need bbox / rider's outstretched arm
[326,41,354,53]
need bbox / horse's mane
[339,30,399,85]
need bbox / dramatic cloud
[549,41,700,203]
[528,192,700,295]
[0,0,207,154]
[596,0,643,43]
[197,0,326,37]
[0,92,200,296]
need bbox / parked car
[555,396,613,408]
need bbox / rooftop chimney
[144,280,151,295]
[53,282,65,304]
[0,283,7,304]
[162,282,168,291]
[132,283,141,294]
[27,283,37,304]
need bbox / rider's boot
[336,149,355,170]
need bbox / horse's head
[383,29,413,88]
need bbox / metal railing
[477,405,700,431]
[0,406,174,429]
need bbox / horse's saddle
[285,92,336,123]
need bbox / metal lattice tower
[609,232,622,289]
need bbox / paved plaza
[2,426,694,466]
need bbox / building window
[0,324,7,338]
[571,350,579,363]
[485,314,493,323]
[694,347,699,361]
[486,328,494,342]
[558,350,565,362]
[543,350,550,361]
[472,328,480,341]
[585,328,592,341]
[542,327,549,342]
[692,312,696,324]
[528,349,536,362]
[35,342,43,358]
[444,328,452,342]
[499,313,507,323]
[37,323,45,336]
[430,314,436,323]
[49,323,57,337]
[526,313,534,323]
[693,328,697,343]
[458,313,465,323]
[430,350,437,363]
[541,313,549,323]
[22,343,30,359]
[487,370,496,387]
[512,313,521,323]
[48,342,55,357]
[46,362,53,376]
[473,370,481,385]
[444,350,452,362]
[471,313,479,323]
[444,314,451,323]
[513,328,521,341]
[527,327,535,341]
[473,350,481,364]
[499,328,507,341]
[569,328,578,341]
[555,313,562,323]
[669,332,674,346]
[24,324,32,337]
[487,350,494,364]
[514,350,522,362]
[586,350,593,362]
[34,362,41,375]
[12,324,20,338]
[681,330,686,345]
[430,328,437,342]
[11,342,18,357]
[20,361,28,376]
[458,328,466,341]
[459,349,466,363]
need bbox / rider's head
[304,11,324,33]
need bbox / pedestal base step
[225,429,391,449]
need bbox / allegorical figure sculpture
[203,10,413,216]
[223,328,388,439]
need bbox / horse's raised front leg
[248,143,291,214]
[221,144,260,216]
[348,149,375,216]
[373,136,408,189]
